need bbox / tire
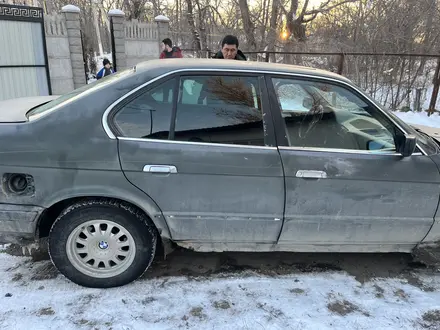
[49,199,157,288]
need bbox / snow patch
[1,253,440,329]
[393,111,440,128]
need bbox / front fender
[421,153,440,244]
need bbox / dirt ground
[143,249,433,285]
[6,243,434,287]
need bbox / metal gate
[0,3,51,101]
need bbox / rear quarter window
[27,68,135,121]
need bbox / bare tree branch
[305,0,358,17]
[302,12,318,23]
[299,0,309,20]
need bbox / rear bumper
[0,203,44,244]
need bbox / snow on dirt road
[1,247,440,330]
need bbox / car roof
[134,58,352,84]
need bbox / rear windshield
[27,68,135,121]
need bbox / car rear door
[266,74,440,252]
[112,72,285,246]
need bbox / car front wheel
[49,199,157,288]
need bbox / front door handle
[143,165,177,174]
[296,170,327,179]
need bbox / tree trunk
[260,0,270,50]
[185,0,201,52]
[284,0,300,64]
[151,0,159,18]
[238,0,257,58]
[195,1,208,54]
[420,0,435,71]
[267,0,279,62]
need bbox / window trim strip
[278,146,423,156]
[168,76,180,140]
[102,68,427,156]
[118,136,278,150]
[117,137,423,156]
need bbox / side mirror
[303,97,313,110]
[395,134,417,157]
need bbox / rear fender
[40,186,172,240]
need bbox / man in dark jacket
[213,35,247,61]
[96,58,114,80]
[160,38,183,59]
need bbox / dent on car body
[0,204,44,244]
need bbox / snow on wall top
[61,5,80,13]
[154,15,170,22]
[109,9,125,17]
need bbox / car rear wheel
[49,200,157,288]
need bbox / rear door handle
[296,170,327,179]
[143,165,177,174]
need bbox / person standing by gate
[96,58,114,80]
[159,38,183,59]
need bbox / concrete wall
[43,7,168,95]
[44,14,74,95]
[43,5,85,95]
[63,6,86,89]
[124,19,160,68]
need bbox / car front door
[112,73,285,246]
[267,74,440,252]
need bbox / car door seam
[116,138,172,238]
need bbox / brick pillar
[155,15,170,55]
[62,5,85,88]
[108,9,127,72]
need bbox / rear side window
[113,79,174,139]
[174,75,264,146]
[112,74,266,147]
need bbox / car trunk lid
[0,96,59,123]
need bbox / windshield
[27,68,135,121]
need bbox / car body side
[1,59,440,256]
[0,66,173,244]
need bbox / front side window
[113,79,174,139]
[271,77,397,152]
[174,75,265,146]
